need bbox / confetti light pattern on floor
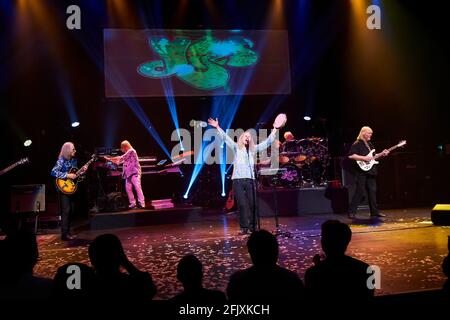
[32,208,449,299]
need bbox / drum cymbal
[294,155,307,162]
[280,151,302,156]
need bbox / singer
[208,118,279,235]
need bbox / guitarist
[51,142,79,240]
[347,126,389,219]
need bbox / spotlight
[303,116,311,121]
[24,140,32,147]
[71,121,80,128]
[180,146,185,151]
[183,194,188,199]
[221,192,226,197]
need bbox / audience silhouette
[88,233,157,300]
[52,262,97,300]
[442,236,450,296]
[227,229,305,303]
[170,254,227,304]
[0,230,52,301]
[305,220,374,304]
[0,222,446,306]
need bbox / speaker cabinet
[431,204,450,226]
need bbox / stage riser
[90,207,203,230]
[257,187,334,217]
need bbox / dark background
[0,0,449,218]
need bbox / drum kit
[258,137,329,189]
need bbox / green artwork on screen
[137,35,259,91]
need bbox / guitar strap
[362,139,372,153]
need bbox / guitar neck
[75,158,95,176]
[374,144,401,159]
[0,163,19,176]
[387,144,401,152]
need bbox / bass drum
[268,164,302,188]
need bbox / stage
[26,207,448,300]
[87,186,341,230]
[89,205,204,230]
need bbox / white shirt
[217,127,277,180]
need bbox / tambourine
[273,113,287,129]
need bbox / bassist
[348,127,389,219]
[51,142,79,240]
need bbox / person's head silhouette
[88,234,124,273]
[321,220,352,257]
[6,230,39,274]
[177,254,203,290]
[247,229,279,267]
[443,236,450,277]
[53,263,96,299]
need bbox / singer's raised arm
[208,117,237,149]
[255,128,278,152]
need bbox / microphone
[245,142,249,153]
[190,120,207,128]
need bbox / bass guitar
[0,158,29,176]
[357,140,406,171]
[55,155,96,194]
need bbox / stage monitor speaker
[10,184,46,213]
[96,192,127,212]
[431,204,450,226]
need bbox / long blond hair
[357,126,373,141]
[237,131,256,151]
[59,142,75,159]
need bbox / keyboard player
[105,140,145,209]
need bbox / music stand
[10,184,46,234]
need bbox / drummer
[281,131,297,153]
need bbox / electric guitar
[0,158,29,176]
[55,155,97,194]
[357,140,406,171]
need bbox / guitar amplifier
[10,184,46,213]
[431,204,450,226]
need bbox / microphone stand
[270,137,292,238]
[272,175,292,238]
[247,144,260,232]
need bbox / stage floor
[25,207,449,299]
